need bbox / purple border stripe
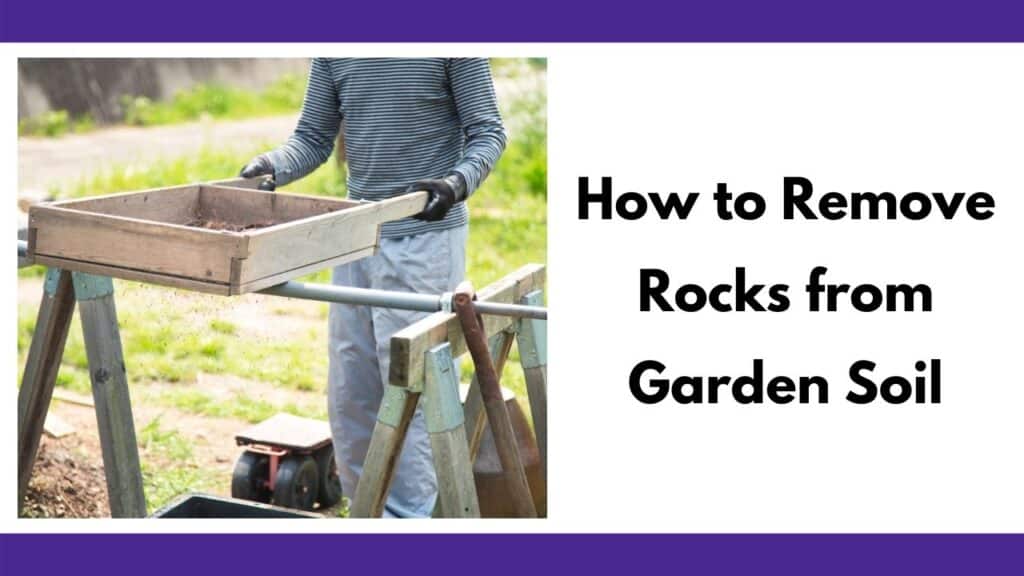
[2,0,1024,41]
[3,534,1024,575]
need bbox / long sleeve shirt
[266,57,507,238]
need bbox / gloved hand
[239,154,276,190]
[407,173,467,222]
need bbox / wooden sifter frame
[26,182,427,295]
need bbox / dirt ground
[23,436,110,518]
[22,391,253,518]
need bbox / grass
[17,62,545,514]
[17,110,95,138]
[121,74,306,127]
[18,74,306,138]
[138,416,217,514]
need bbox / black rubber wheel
[272,455,319,511]
[315,447,343,508]
[231,451,271,503]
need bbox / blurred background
[17,57,546,518]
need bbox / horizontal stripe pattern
[267,58,507,237]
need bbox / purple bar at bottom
[1,534,1023,575]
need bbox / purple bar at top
[1,0,1023,42]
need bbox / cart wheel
[315,447,343,508]
[232,451,271,503]
[272,456,319,511]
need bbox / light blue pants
[328,225,467,517]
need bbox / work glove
[407,173,467,222]
[239,154,277,191]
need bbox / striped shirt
[266,58,507,238]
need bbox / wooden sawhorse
[17,263,546,519]
[18,269,146,517]
[351,264,547,518]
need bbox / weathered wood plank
[234,246,377,294]
[31,185,420,295]
[74,274,146,518]
[17,268,76,513]
[207,176,269,189]
[389,264,545,390]
[198,185,360,225]
[517,290,548,479]
[430,428,479,518]
[350,386,420,518]
[33,254,232,295]
[239,205,380,287]
[62,185,201,223]
[373,191,428,222]
[31,206,245,284]
[424,343,479,518]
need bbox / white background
[3,44,1023,532]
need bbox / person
[240,58,506,517]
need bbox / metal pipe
[16,240,547,319]
[260,281,547,320]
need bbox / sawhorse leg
[352,343,482,518]
[517,290,547,479]
[18,271,146,517]
[18,269,76,512]
[73,273,146,517]
[351,385,420,517]
[424,343,479,517]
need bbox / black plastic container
[152,493,320,519]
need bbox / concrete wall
[18,58,310,123]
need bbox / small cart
[231,413,341,511]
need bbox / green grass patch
[138,416,216,513]
[121,74,306,128]
[153,388,325,423]
[18,110,95,138]
[20,74,306,138]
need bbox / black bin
[152,493,320,519]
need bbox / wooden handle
[453,282,538,518]
[374,191,430,222]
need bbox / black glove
[239,155,276,190]
[407,173,467,222]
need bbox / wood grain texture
[66,186,201,223]
[198,185,359,225]
[517,292,548,479]
[30,205,245,284]
[234,246,377,295]
[45,184,201,222]
[77,287,146,518]
[389,264,545,390]
[350,390,420,518]
[17,269,76,513]
[239,206,380,286]
[430,427,480,518]
[33,254,233,295]
[29,186,426,295]
[523,364,548,480]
